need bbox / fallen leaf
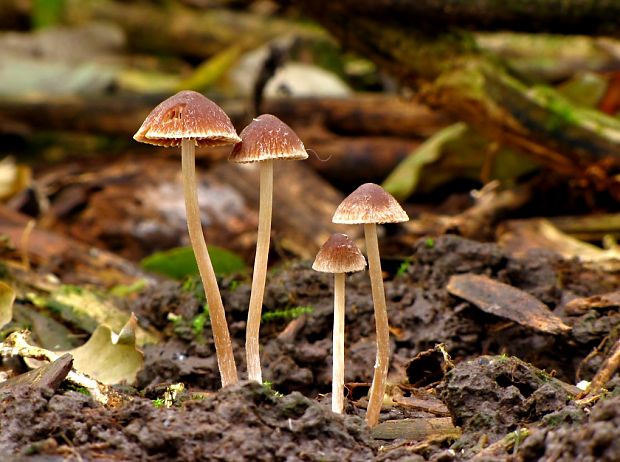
[69,313,143,385]
[447,274,571,335]
[382,123,467,200]
[0,280,15,329]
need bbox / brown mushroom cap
[312,233,366,273]
[332,183,409,224]
[229,114,308,163]
[133,90,241,147]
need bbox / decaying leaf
[447,274,571,335]
[69,313,143,386]
[30,285,159,345]
[0,281,16,329]
[382,123,467,200]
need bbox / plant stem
[364,223,389,427]
[181,139,238,387]
[246,159,274,383]
[332,272,346,413]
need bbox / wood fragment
[0,353,72,393]
[564,291,620,315]
[585,337,620,397]
[447,274,571,335]
[371,417,459,441]
[0,331,118,404]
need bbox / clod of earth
[438,354,579,456]
[333,182,409,427]
[312,232,366,414]
[229,113,308,383]
[134,90,241,387]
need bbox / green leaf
[32,0,65,29]
[382,122,467,201]
[141,246,247,280]
[0,281,15,329]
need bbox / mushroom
[313,233,366,414]
[229,114,308,383]
[332,183,408,427]
[134,90,241,387]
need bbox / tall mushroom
[313,233,366,414]
[134,90,241,387]
[332,183,408,427]
[229,114,307,383]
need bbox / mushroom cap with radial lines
[133,90,241,147]
[313,233,366,273]
[332,183,409,224]
[228,114,308,163]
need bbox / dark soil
[0,382,375,461]
[2,235,620,461]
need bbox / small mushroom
[332,183,408,427]
[134,90,241,387]
[313,233,366,414]
[229,114,307,383]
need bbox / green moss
[262,306,313,323]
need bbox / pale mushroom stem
[181,139,238,387]
[246,159,274,383]
[364,222,390,427]
[332,272,346,414]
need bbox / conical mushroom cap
[312,233,366,273]
[332,183,409,224]
[229,114,308,163]
[133,90,241,147]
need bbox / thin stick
[585,336,620,397]
[246,159,274,383]
[332,272,346,413]
[182,139,238,387]
[364,223,390,427]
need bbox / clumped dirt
[0,382,375,461]
[136,235,618,397]
[519,390,620,462]
[439,355,575,453]
[3,234,620,461]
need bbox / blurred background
[2,0,620,273]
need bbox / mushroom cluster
[135,91,409,428]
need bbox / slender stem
[181,139,238,387]
[332,272,346,414]
[246,159,274,383]
[364,223,390,427]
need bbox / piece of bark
[0,94,446,140]
[301,132,419,189]
[293,0,620,36]
[371,417,459,441]
[564,291,620,315]
[447,274,571,335]
[0,353,72,393]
